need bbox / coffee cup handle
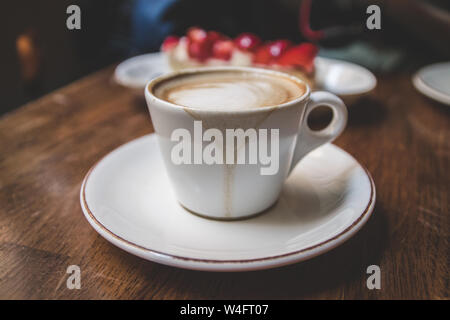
[289,91,348,174]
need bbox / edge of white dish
[412,63,450,106]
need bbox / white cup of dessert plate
[145,66,347,220]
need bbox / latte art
[153,70,306,110]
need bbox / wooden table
[0,65,448,300]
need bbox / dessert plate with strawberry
[115,28,376,103]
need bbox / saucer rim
[315,57,377,96]
[412,62,450,106]
[114,52,168,89]
[80,134,376,268]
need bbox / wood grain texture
[0,66,448,299]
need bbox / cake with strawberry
[161,28,318,88]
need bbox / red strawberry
[268,40,292,59]
[235,33,261,51]
[187,27,208,43]
[161,35,179,51]
[253,45,272,64]
[212,40,234,60]
[188,41,211,61]
[276,43,318,73]
[186,28,224,61]
[207,31,225,43]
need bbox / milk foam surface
[153,70,306,110]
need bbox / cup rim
[145,66,311,114]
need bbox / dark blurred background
[1,0,449,115]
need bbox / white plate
[114,53,376,102]
[314,57,377,104]
[80,134,375,272]
[413,62,450,106]
[114,52,170,90]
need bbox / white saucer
[114,53,170,91]
[314,57,377,104]
[114,53,376,103]
[413,62,450,106]
[80,134,375,271]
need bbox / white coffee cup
[145,66,347,220]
